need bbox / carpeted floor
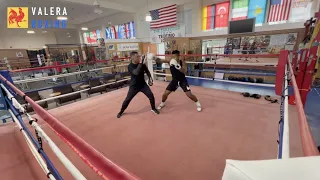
[0,81,303,180]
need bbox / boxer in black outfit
[117,51,160,118]
[157,50,202,112]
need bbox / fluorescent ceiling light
[145,14,152,22]
[57,16,68,20]
[81,27,88,31]
[27,30,35,34]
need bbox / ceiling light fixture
[57,16,68,20]
[94,8,102,14]
[93,0,102,14]
[42,30,47,33]
[145,14,152,22]
[27,30,35,34]
[93,0,100,6]
[81,27,88,31]
[145,0,151,22]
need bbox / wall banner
[117,43,139,51]
[150,25,186,44]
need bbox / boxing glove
[141,55,146,64]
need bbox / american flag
[150,4,177,29]
[268,0,292,22]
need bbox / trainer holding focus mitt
[117,51,159,118]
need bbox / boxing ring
[0,51,319,179]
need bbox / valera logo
[7,7,28,28]
[31,7,68,28]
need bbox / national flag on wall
[131,21,135,37]
[114,25,118,39]
[232,0,249,20]
[125,21,135,39]
[202,4,215,31]
[84,32,88,43]
[215,2,230,28]
[92,30,97,43]
[105,27,112,39]
[96,29,101,39]
[122,24,126,39]
[110,26,116,39]
[83,33,88,44]
[268,0,292,22]
[248,0,268,24]
[89,32,94,43]
[289,0,314,22]
[85,32,90,43]
[125,23,130,38]
[118,24,125,39]
[150,4,177,29]
[116,25,121,39]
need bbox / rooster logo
[7,7,28,28]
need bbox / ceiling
[98,0,189,9]
[0,0,189,27]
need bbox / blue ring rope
[277,73,288,159]
[5,97,63,180]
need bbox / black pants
[120,84,155,112]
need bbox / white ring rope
[282,64,290,158]
[8,109,56,180]
[14,64,129,84]
[29,118,87,180]
[1,84,26,113]
[2,85,86,179]
[153,72,275,87]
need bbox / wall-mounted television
[228,18,255,34]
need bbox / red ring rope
[10,57,130,73]
[0,75,139,180]
[9,54,278,73]
[155,53,279,58]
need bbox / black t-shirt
[128,63,148,88]
[169,59,186,81]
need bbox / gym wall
[0,28,80,49]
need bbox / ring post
[275,50,288,96]
[0,70,15,98]
[300,46,318,106]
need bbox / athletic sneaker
[151,109,160,114]
[197,107,202,112]
[196,101,202,112]
[157,102,165,110]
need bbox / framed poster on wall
[117,43,139,51]
[108,44,115,50]
[150,25,186,44]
